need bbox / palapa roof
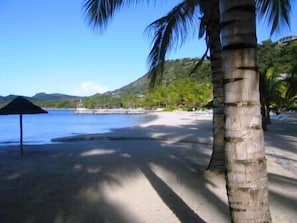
[0,96,48,115]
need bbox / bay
[0,109,152,146]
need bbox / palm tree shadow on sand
[1,122,231,222]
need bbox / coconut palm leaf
[145,0,200,86]
[284,75,297,101]
[256,0,291,35]
[83,0,153,32]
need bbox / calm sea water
[0,109,152,146]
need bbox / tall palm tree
[83,0,291,221]
[146,0,289,220]
[144,0,225,171]
[200,0,225,171]
[83,0,226,171]
[219,0,291,220]
[83,0,291,172]
[145,0,292,172]
[220,1,290,220]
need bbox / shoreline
[52,111,213,143]
[53,110,297,143]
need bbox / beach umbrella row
[0,96,48,156]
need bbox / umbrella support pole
[20,114,24,156]
[0,96,48,156]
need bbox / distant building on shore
[278,35,297,44]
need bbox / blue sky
[1,0,296,97]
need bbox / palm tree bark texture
[203,0,225,171]
[220,0,272,222]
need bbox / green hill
[111,58,210,95]
[82,58,212,110]
[0,93,81,108]
[0,58,211,109]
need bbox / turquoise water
[0,110,152,146]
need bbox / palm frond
[83,0,151,32]
[283,75,297,100]
[190,47,209,75]
[198,19,206,39]
[145,0,201,87]
[256,0,291,35]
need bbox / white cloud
[74,81,109,96]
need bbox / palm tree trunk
[220,0,272,222]
[204,0,225,171]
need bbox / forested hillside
[258,40,297,115]
[1,40,296,111]
[83,58,212,110]
[0,58,211,110]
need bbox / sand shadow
[1,120,230,222]
[136,159,205,223]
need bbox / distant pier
[74,108,149,115]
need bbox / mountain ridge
[0,58,206,106]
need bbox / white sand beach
[0,111,296,223]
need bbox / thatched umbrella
[0,96,48,155]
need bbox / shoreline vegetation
[73,106,214,115]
